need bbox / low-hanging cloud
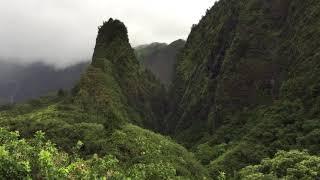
[0,0,216,67]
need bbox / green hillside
[165,0,320,178]
[0,19,207,179]
[1,0,320,179]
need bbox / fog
[0,0,216,67]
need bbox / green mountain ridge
[0,18,206,179]
[135,39,186,85]
[75,19,168,131]
[165,0,320,177]
[1,0,320,179]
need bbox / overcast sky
[0,0,216,67]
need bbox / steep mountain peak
[75,18,167,131]
[97,18,129,45]
[92,18,135,68]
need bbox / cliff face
[166,0,320,176]
[136,40,186,85]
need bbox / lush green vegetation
[0,97,207,179]
[1,0,320,179]
[0,127,206,179]
[165,0,320,178]
[80,19,167,131]
[0,18,207,179]
[239,150,320,179]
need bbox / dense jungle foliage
[0,19,206,179]
[1,0,320,179]
[165,0,320,178]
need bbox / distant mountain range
[1,0,320,178]
[0,61,89,104]
[0,41,184,104]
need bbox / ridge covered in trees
[1,0,320,179]
[165,0,320,178]
[0,18,206,179]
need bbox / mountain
[165,0,320,177]
[0,18,207,179]
[0,61,88,104]
[1,0,320,179]
[74,19,169,130]
[0,39,184,104]
[135,40,185,85]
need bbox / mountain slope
[166,0,320,177]
[74,19,168,130]
[0,18,207,179]
[1,1,320,179]
[136,40,185,85]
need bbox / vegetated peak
[92,18,134,68]
[76,18,167,131]
[97,18,129,45]
[168,39,186,47]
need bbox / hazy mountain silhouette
[0,60,89,104]
[135,39,185,85]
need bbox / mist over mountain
[0,60,89,104]
[1,0,320,179]
[0,0,214,66]
[136,39,185,85]
[0,41,183,104]
[0,18,206,179]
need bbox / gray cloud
[0,0,216,67]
